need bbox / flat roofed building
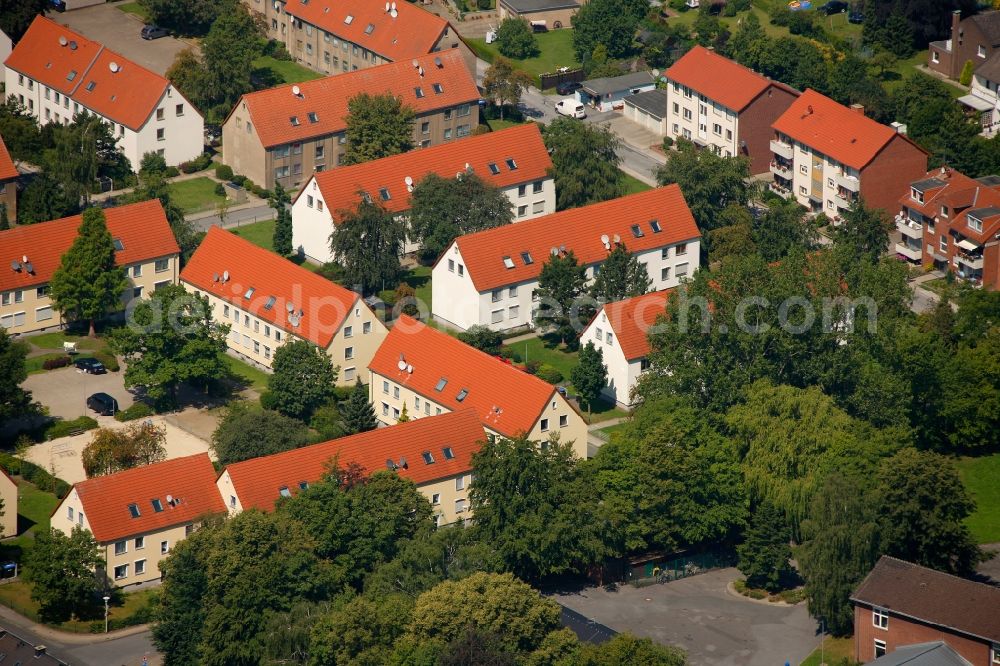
[498,0,580,29]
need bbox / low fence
[539,68,585,91]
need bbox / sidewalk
[0,602,150,646]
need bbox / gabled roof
[282,0,455,63]
[450,185,699,293]
[850,556,1000,644]
[4,16,173,131]
[590,289,674,361]
[234,50,478,149]
[0,200,179,292]
[869,642,971,666]
[0,134,17,181]
[300,124,551,217]
[900,166,1000,243]
[772,89,926,170]
[369,315,557,438]
[222,409,485,512]
[666,45,797,112]
[70,454,226,543]
[581,71,654,97]
[968,11,1000,46]
[179,226,359,349]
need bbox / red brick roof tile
[593,289,674,361]
[901,167,1000,243]
[0,135,17,181]
[666,45,794,112]
[222,409,485,512]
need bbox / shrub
[114,402,155,422]
[231,174,247,186]
[194,153,213,171]
[215,164,234,181]
[960,60,974,86]
[42,356,72,371]
[178,161,197,174]
[213,182,226,197]
[92,351,120,372]
[394,283,418,316]
[523,359,541,374]
[44,416,99,442]
[4,451,72,498]
[164,166,180,177]
[662,136,674,149]
[316,262,346,283]
[534,363,563,384]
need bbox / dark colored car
[848,10,864,24]
[75,357,107,375]
[141,25,169,40]
[556,81,582,96]
[820,1,849,13]
[50,0,66,12]
[87,392,119,416]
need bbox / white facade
[432,239,699,332]
[962,72,1000,137]
[769,133,861,217]
[665,81,740,157]
[580,312,645,408]
[5,70,203,171]
[0,30,11,81]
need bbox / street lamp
[103,595,110,633]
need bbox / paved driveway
[51,1,196,76]
[554,568,819,666]
[23,364,134,421]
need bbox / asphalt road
[189,205,277,232]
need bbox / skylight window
[264,296,276,310]
[67,70,77,81]
[85,81,96,92]
[365,23,375,34]
[456,388,469,402]
[414,87,424,98]
[361,191,373,204]
[630,224,644,238]
[442,447,455,460]
[308,112,318,123]
[488,163,499,175]
[279,486,291,498]
[298,481,308,490]
[435,377,448,392]
[290,116,300,126]
[650,219,661,233]
[244,287,255,299]
[505,158,517,170]
[379,187,391,201]
[344,14,354,24]
[128,503,140,518]
[422,451,435,464]
[503,256,514,269]
[113,238,124,251]
[521,251,533,265]
[432,83,443,94]
[151,499,164,513]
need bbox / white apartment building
[958,53,1000,136]
[431,186,700,332]
[4,16,204,170]
[292,124,555,262]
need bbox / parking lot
[23,364,134,421]
[51,1,196,76]
[554,568,819,666]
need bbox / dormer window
[414,87,424,98]
[151,499,164,513]
[941,206,948,217]
[290,116,300,126]
[308,112,318,123]
[443,446,455,459]
[970,216,983,232]
[128,503,140,518]
[911,187,923,203]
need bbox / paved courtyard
[23,364,134,422]
[555,568,819,666]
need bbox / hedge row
[42,356,73,370]
[114,402,154,422]
[178,152,214,174]
[44,416,99,442]
[0,452,72,499]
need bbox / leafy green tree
[309,594,415,666]
[139,151,168,176]
[109,285,230,406]
[707,211,755,264]
[330,198,405,294]
[18,172,75,224]
[211,404,311,466]
[833,199,891,266]
[82,421,168,478]
[138,0,229,35]
[43,113,132,208]
[199,7,262,115]
[263,339,338,422]
[589,243,651,302]
[270,183,293,257]
[49,207,129,336]
[309,399,346,440]
[571,0,647,60]
[496,17,538,59]
[571,341,607,416]
[0,328,32,421]
[725,10,766,64]
[656,139,753,235]
[753,199,816,262]
[868,49,898,78]
[533,250,590,346]
[737,502,793,592]
[25,527,103,623]
[166,48,209,114]
[544,118,624,210]
[0,0,49,41]
[575,633,686,666]
[692,6,727,47]
[457,325,505,356]
[440,628,516,666]
[482,57,535,121]
[344,92,416,165]
[0,99,42,163]
[409,172,514,260]
[340,379,378,435]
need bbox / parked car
[50,0,66,12]
[555,81,582,96]
[87,392,119,416]
[141,25,169,40]
[820,1,849,14]
[555,99,586,119]
[75,357,107,375]
[848,10,864,23]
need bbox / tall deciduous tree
[330,198,405,294]
[544,118,624,210]
[263,339,338,422]
[43,113,132,208]
[81,421,168,478]
[571,0,647,61]
[344,93,416,165]
[199,7,262,115]
[340,379,378,435]
[575,633,686,666]
[533,250,590,345]
[496,18,538,59]
[309,594,415,665]
[571,341,607,416]
[457,325,504,356]
[834,199,891,266]
[482,57,534,121]
[138,0,229,36]
[270,183,293,257]
[409,172,514,261]
[25,527,103,623]
[737,502,793,592]
[0,0,48,41]
[0,99,42,163]
[589,243,651,302]
[211,404,311,466]
[18,172,75,224]
[125,163,201,263]
[0,328,32,421]
[49,207,129,336]
[109,285,230,405]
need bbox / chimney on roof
[850,103,865,116]
[803,104,814,119]
[34,645,47,657]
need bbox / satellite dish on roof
[222,270,229,282]
[397,359,407,371]
[412,59,419,68]
[286,301,296,313]
[166,494,173,504]
[59,36,67,46]
[24,262,33,274]
[10,260,20,272]
[109,62,120,73]
[385,1,390,9]
[391,1,397,9]
[600,234,609,245]
[390,8,397,17]
[398,456,407,468]
[406,364,413,373]
[386,458,396,469]
[404,175,413,186]
[213,272,219,282]
[550,247,559,256]
[68,40,77,50]
[291,85,301,96]
[455,171,463,179]
[613,234,621,244]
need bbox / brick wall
[984,240,999,288]
[859,135,928,214]
[738,84,799,175]
[853,604,994,665]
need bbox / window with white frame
[114,540,127,555]
[135,559,146,575]
[491,309,503,324]
[135,536,145,550]
[456,476,465,491]
[872,607,888,629]
[874,640,886,659]
[455,498,467,513]
[114,564,129,580]
[991,644,1000,665]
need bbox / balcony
[894,242,922,261]
[835,192,855,210]
[769,160,792,177]
[769,181,792,198]
[895,213,923,239]
[955,252,984,270]
[770,139,793,160]
[836,174,860,192]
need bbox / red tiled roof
[4,16,171,130]
[900,167,1000,242]
[71,454,226,543]
[665,46,795,112]
[369,315,557,438]
[593,289,674,361]
[851,556,1000,643]
[283,0,454,63]
[450,185,699,293]
[0,200,179,292]
[235,50,478,149]
[300,124,551,217]
[179,226,359,348]
[772,89,926,170]
[223,409,485,512]
[0,135,17,181]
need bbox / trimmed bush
[114,402,155,422]
[213,182,226,197]
[44,416,99,442]
[92,351,120,372]
[165,166,180,177]
[42,356,73,371]
[0,451,73,498]
[523,359,541,375]
[178,161,197,174]
[215,164,234,181]
[231,174,247,186]
[534,363,563,384]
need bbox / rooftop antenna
[390,7,397,17]
[9,260,20,272]
[406,364,413,373]
[397,359,407,371]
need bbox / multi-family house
[894,166,1000,287]
[369,315,590,459]
[0,133,16,222]
[770,89,928,216]
[956,52,1000,136]
[431,186,700,332]
[928,10,1000,82]
[222,50,480,191]
[851,556,1000,666]
[579,289,672,408]
[0,469,17,538]
[4,16,204,170]
[0,200,180,336]
[243,0,474,77]
[50,453,226,588]
[291,124,555,262]
[179,226,387,383]
[217,409,485,526]
[664,46,800,174]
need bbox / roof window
[442,446,455,459]
[67,69,77,81]
[432,83,443,94]
[128,503,140,518]
[290,116,300,126]
[650,219,661,233]
[435,377,448,392]
[379,187,391,201]
[506,158,517,170]
[365,23,375,34]
[344,14,354,24]
[151,498,164,513]
[415,87,424,98]
[456,388,469,402]
[113,238,124,251]
[630,224,644,238]
[308,112,318,123]
[503,256,514,269]
[488,163,499,175]
[244,287,255,299]
[264,295,276,310]
[361,191,373,204]
[521,251,533,265]
[85,81,96,92]
[422,451,435,464]
[298,481,308,490]
[279,486,291,498]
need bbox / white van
[555,99,586,119]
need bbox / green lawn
[956,453,1000,544]
[168,177,226,214]
[487,118,526,132]
[117,1,150,21]
[253,56,324,84]
[468,30,580,80]
[222,354,270,393]
[622,171,653,195]
[799,636,852,666]
[0,581,157,633]
[26,331,103,352]
[380,265,433,313]
[231,218,276,252]
[24,353,70,375]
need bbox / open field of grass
[468,30,579,80]
[956,452,1000,544]
[231,218,276,252]
[799,636,852,666]
[253,56,323,85]
[168,177,226,214]
[487,118,527,132]
[622,171,653,194]
[222,354,270,392]
[117,1,150,21]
